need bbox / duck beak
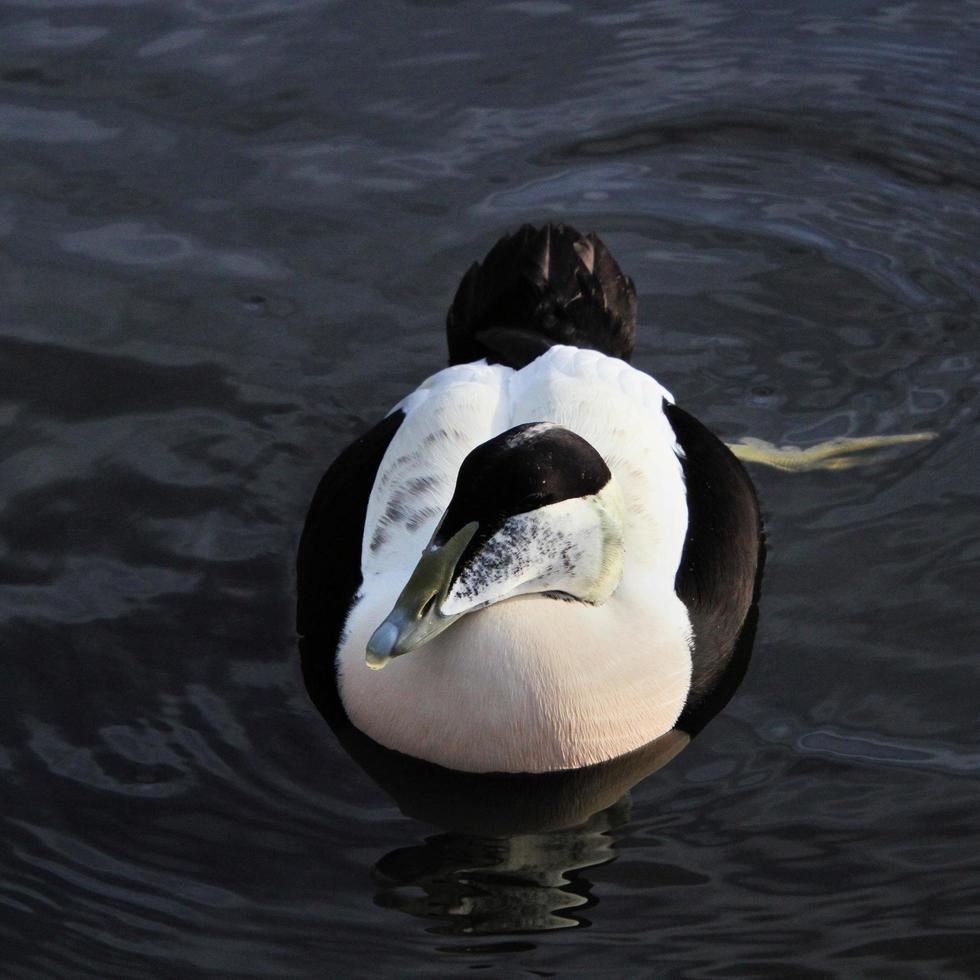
[366,522,478,669]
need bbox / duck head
[366,422,626,668]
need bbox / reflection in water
[728,432,936,472]
[300,592,759,933]
[373,798,627,934]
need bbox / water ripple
[0,103,118,143]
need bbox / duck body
[298,224,761,774]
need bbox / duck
[297,223,762,775]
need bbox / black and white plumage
[298,224,761,774]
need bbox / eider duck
[298,223,761,775]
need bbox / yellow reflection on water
[728,432,936,472]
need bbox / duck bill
[366,522,478,669]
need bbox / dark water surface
[2,0,979,976]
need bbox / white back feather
[363,361,510,574]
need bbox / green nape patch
[727,432,937,472]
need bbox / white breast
[338,347,693,773]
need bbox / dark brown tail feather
[446,223,637,369]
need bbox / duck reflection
[299,601,758,934]
[372,796,629,934]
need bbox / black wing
[296,411,405,646]
[664,402,764,732]
[446,223,637,369]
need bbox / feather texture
[446,224,637,369]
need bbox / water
[2,0,979,975]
